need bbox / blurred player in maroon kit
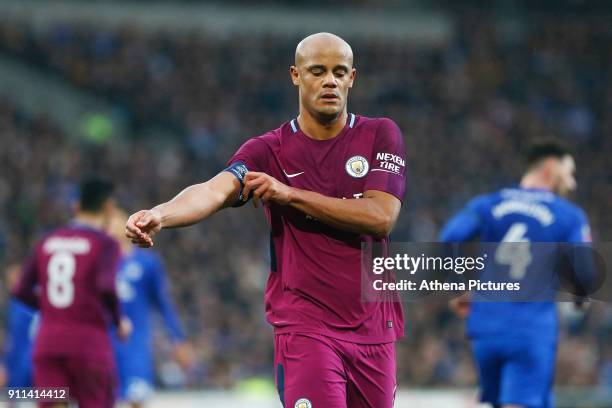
[126,33,406,407]
[12,179,132,408]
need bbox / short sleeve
[364,118,407,202]
[226,136,273,173]
[225,135,276,207]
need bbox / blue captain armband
[223,161,251,207]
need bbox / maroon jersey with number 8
[13,224,121,360]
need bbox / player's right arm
[439,198,483,243]
[439,198,483,317]
[126,171,241,247]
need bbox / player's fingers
[125,214,143,235]
[136,211,152,228]
[125,229,139,239]
[138,240,153,248]
[244,171,263,182]
[251,182,268,207]
[130,231,152,246]
[252,184,270,207]
[243,173,264,187]
[262,189,274,202]
[253,182,269,197]
[243,173,260,192]
[138,228,151,238]
[242,180,255,198]
[131,237,148,246]
[243,176,265,200]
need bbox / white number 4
[47,251,76,308]
[495,222,532,280]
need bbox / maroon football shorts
[34,353,116,408]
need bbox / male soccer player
[126,32,406,407]
[1,264,38,392]
[12,178,132,408]
[108,209,192,407]
[440,141,592,408]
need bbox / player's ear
[290,66,300,86]
[541,157,558,181]
[348,67,357,88]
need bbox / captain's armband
[223,161,251,207]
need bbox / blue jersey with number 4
[440,187,591,341]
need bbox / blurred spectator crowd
[0,13,611,391]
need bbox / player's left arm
[244,176,399,237]
[149,255,186,342]
[254,183,401,238]
[565,208,598,302]
[11,252,40,309]
[242,118,406,238]
[148,256,194,370]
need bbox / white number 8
[47,251,76,308]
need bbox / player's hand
[449,294,471,319]
[125,209,162,248]
[117,316,133,341]
[242,172,293,208]
[173,341,196,373]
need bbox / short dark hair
[79,178,114,212]
[524,140,570,171]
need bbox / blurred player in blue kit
[440,141,593,408]
[0,264,38,395]
[108,209,193,407]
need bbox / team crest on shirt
[345,155,369,178]
[294,398,312,408]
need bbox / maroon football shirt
[13,224,121,359]
[228,114,406,343]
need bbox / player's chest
[276,136,374,198]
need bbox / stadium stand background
[0,1,611,406]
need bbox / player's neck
[297,109,348,140]
[520,174,552,192]
[73,213,107,231]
